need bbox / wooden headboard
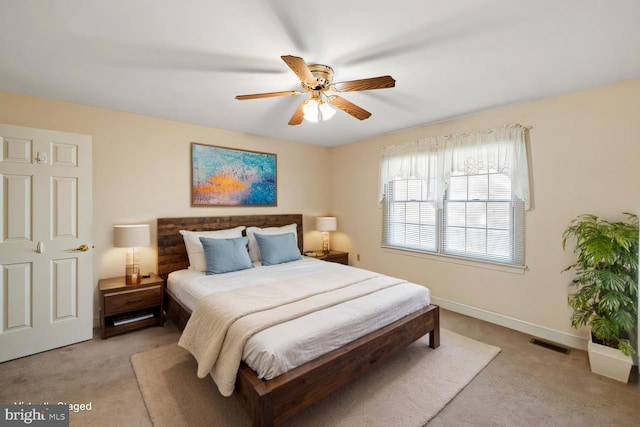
[157,214,303,281]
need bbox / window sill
[381,246,527,275]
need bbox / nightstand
[308,250,349,265]
[99,273,164,339]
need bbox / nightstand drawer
[324,252,348,265]
[104,285,162,314]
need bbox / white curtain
[379,138,443,205]
[379,124,531,210]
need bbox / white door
[0,124,92,362]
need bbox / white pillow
[179,226,246,271]
[246,223,298,263]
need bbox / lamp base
[125,264,141,285]
[321,232,330,254]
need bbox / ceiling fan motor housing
[303,64,334,91]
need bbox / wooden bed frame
[157,214,440,427]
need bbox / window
[386,178,438,252]
[380,124,530,267]
[442,169,524,265]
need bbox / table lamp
[316,217,337,253]
[114,224,150,284]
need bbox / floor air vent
[529,338,571,354]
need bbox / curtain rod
[383,123,533,151]
[428,123,532,140]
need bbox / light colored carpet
[131,329,500,427]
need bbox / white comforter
[171,259,430,395]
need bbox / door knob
[67,244,90,252]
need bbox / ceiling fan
[235,55,395,125]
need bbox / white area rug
[131,328,500,426]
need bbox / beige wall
[2,78,639,346]
[0,91,331,320]
[329,78,640,348]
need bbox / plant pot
[587,338,633,383]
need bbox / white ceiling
[1,0,639,147]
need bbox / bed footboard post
[251,397,274,427]
[429,305,440,349]
[236,365,275,427]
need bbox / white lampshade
[316,217,337,232]
[113,224,150,248]
[302,99,319,123]
[319,101,336,120]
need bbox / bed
[157,214,440,427]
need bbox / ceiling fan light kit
[235,55,395,125]
[302,97,336,123]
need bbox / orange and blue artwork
[191,143,276,206]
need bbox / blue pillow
[199,236,253,275]
[254,232,302,266]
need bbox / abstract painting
[191,143,277,206]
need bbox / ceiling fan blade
[281,55,317,86]
[331,75,395,92]
[288,99,306,125]
[235,90,302,100]
[327,95,372,120]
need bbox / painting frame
[191,143,277,207]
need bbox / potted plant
[562,213,638,382]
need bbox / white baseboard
[432,296,588,351]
